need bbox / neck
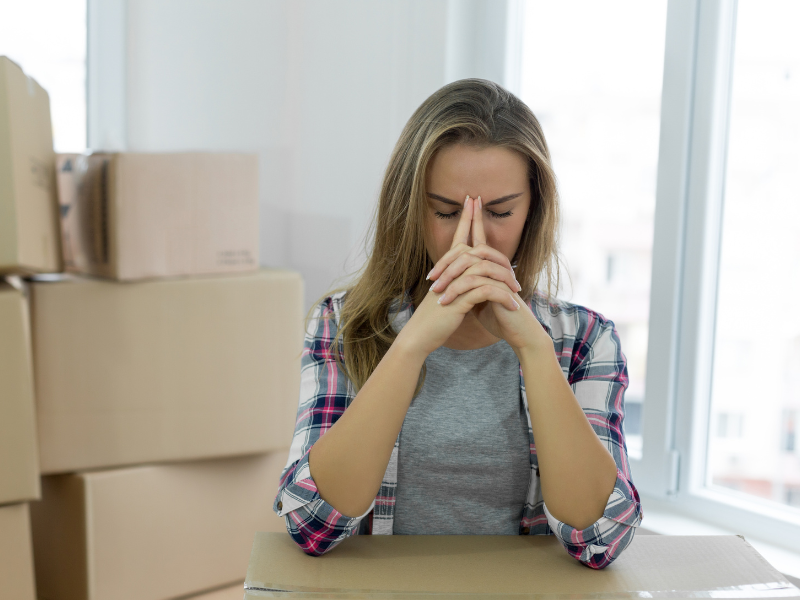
[442,310,501,350]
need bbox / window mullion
[635,0,700,497]
[674,0,738,498]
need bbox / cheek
[485,216,527,256]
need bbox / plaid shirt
[273,290,642,569]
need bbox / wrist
[392,329,431,365]
[514,337,557,368]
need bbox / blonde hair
[307,78,561,395]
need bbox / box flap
[0,55,61,274]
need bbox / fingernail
[465,195,470,202]
[431,280,440,291]
[426,269,434,280]
[477,196,482,209]
[512,300,520,310]
[516,279,522,291]
[437,294,445,305]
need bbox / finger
[428,242,471,285]
[429,237,513,284]
[438,274,516,307]
[431,244,517,291]
[449,196,473,250]
[471,196,486,246]
[437,259,521,296]
[447,280,520,312]
[467,244,514,273]
[430,251,480,292]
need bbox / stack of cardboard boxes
[1,56,302,600]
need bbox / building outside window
[706,0,800,511]
[519,0,669,458]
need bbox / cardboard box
[31,269,303,474]
[0,57,61,274]
[31,450,290,600]
[244,533,800,598]
[0,280,40,504]
[55,152,258,281]
[0,503,37,600]
[186,584,245,600]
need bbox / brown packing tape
[55,153,114,276]
[244,533,800,598]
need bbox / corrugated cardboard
[0,503,37,600]
[30,269,303,474]
[31,450,290,600]
[0,57,61,274]
[54,152,258,280]
[186,584,245,600]
[244,533,800,598]
[0,281,40,504]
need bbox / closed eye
[434,210,514,220]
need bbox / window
[0,0,87,152]
[705,0,800,512]
[519,0,669,458]
[631,0,800,549]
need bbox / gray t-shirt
[393,339,531,535]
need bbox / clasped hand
[401,195,548,357]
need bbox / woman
[273,78,641,569]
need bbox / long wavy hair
[306,78,562,396]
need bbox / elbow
[299,542,329,558]
[283,513,349,558]
[287,525,335,557]
[576,523,638,570]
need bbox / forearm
[518,344,618,531]
[309,334,426,518]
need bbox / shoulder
[528,292,624,376]
[529,291,619,342]
[307,288,413,333]
[303,291,349,350]
[307,291,348,330]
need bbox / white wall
[89,0,514,311]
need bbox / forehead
[426,144,529,193]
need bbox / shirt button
[521,527,531,535]
[277,501,283,511]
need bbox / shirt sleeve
[543,310,643,569]
[272,295,373,556]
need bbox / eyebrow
[426,192,523,207]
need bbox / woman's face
[424,143,531,266]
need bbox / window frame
[635,0,800,548]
